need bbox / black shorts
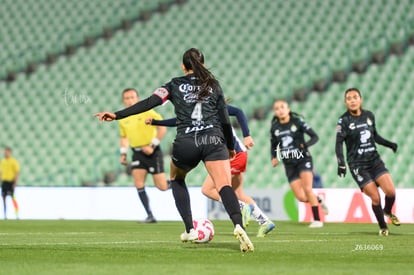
[130,146,165,174]
[1,181,15,197]
[349,158,389,190]
[283,158,313,183]
[172,130,229,171]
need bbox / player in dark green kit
[335,88,400,236]
[94,48,253,252]
[270,100,328,228]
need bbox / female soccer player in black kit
[270,100,328,228]
[94,48,254,252]
[336,88,400,236]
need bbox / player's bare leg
[300,171,323,228]
[201,175,221,201]
[152,173,169,191]
[205,160,253,252]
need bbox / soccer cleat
[384,212,400,226]
[234,224,254,252]
[241,204,253,228]
[180,229,198,242]
[309,221,323,228]
[317,195,329,215]
[379,228,389,236]
[144,216,157,223]
[257,221,276,237]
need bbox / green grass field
[0,220,412,275]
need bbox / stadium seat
[1,0,414,187]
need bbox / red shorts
[230,151,248,175]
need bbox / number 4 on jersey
[191,102,203,121]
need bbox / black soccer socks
[311,205,320,221]
[171,179,193,233]
[383,195,395,215]
[219,186,243,228]
[372,204,387,229]
[137,187,153,217]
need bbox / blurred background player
[119,88,169,223]
[94,48,254,252]
[1,147,20,219]
[336,88,400,236]
[270,100,328,228]
[147,104,275,237]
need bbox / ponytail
[183,48,218,99]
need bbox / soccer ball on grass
[192,218,214,243]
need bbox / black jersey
[335,110,395,167]
[160,74,225,137]
[270,115,318,165]
[114,74,234,150]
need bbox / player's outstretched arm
[149,118,177,127]
[227,105,255,149]
[94,112,116,121]
[374,131,398,153]
[227,105,250,137]
[94,94,164,122]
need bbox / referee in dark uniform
[336,88,400,236]
[95,48,253,252]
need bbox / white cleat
[233,224,254,253]
[317,195,329,215]
[309,221,324,228]
[180,228,198,242]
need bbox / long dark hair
[344,87,363,112]
[271,99,304,123]
[182,48,218,100]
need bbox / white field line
[0,239,330,246]
[2,231,413,236]
[273,232,414,236]
[0,232,104,235]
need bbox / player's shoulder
[362,109,375,118]
[169,75,188,83]
[168,74,194,85]
[337,111,350,123]
[161,75,185,91]
[291,114,306,124]
[162,75,196,96]
[270,117,281,130]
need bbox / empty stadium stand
[0,0,413,187]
